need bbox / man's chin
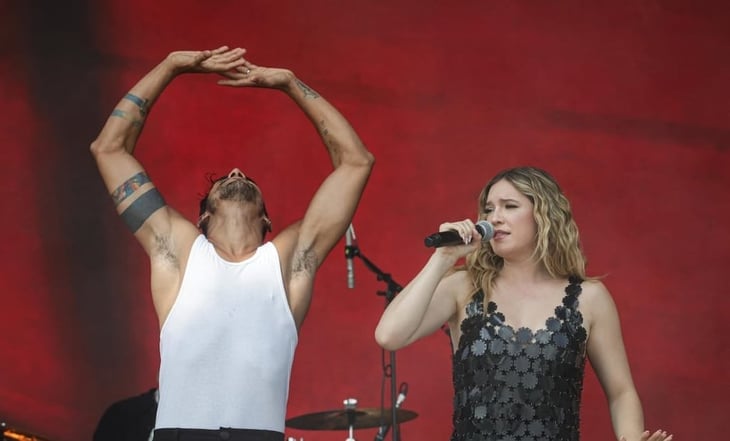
[219,184,258,202]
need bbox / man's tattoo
[111,109,143,127]
[123,92,150,115]
[318,119,330,137]
[120,188,166,233]
[292,246,317,277]
[318,119,340,163]
[111,172,152,206]
[295,79,320,99]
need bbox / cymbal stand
[344,398,358,441]
[344,244,404,441]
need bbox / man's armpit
[292,246,317,278]
[152,233,180,269]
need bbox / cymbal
[286,407,418,430]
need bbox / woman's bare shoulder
[577,279,618,327]
[442,268,478,309]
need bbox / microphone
[345,224,357,289]
[424,220,494,248]
[374,383,408,441]
[395,382,408,407]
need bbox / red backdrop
[1,1,728,440]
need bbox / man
[90,46,374,441]
[93,388,158,441]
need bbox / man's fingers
[210,45,230,54]
[216,48,245,61]
[217,79,239,87]
[242,59,259,69]
[217,71,239,80]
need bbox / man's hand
[216,56,296,90]
[166,46,247,75]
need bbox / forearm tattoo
[318,119,330,137]
[120,188,166,233]
[111,109,144,128]
[295,79,320,99]
[111,172,152,206]
[318,119,340,163]
[292,246,318,278]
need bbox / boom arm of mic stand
[351,249,403,441]
[352,250,403,301]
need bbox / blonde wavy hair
[465,166,587,300]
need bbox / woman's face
[483,179,538,261]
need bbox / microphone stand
[344,244,403,441]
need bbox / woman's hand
[620,429,673,441]
[432,219,484,262]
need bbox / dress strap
[465,289,485,318]
[564,276,584,309]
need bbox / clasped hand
[166,45,294,89]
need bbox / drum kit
[4,395,418,441]
[285,398,418,441]
[4,399,418,441]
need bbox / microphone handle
[424,230,462,248]
[374,425,388,441]
[373,393,405,441]
[424,220,494,248]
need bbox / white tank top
[155,235,298,432]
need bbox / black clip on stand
[345,243,404,441]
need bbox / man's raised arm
[90,46,247,253]
[219,58,374,262]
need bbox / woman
[375,167,672,441]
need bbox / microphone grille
[475,220,494,241]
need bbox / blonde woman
[375,167,671,441]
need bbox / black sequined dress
[451,276,587,441]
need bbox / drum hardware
[2,422,50,441]
[285,398,418,441]
[344,239,406,440]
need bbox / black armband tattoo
[120,188,166,233]
[111,171,151,206]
